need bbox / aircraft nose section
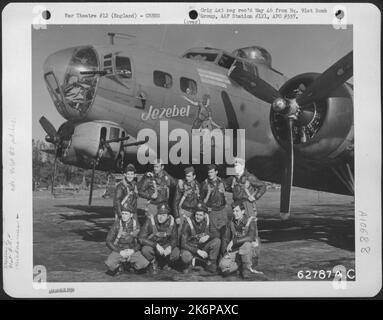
[43,46,100,120]
[43,47,77,84]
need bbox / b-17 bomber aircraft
[39,32,354,218]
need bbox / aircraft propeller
[40,116,59,143]
[39,116,62,194]
[295,51,353,107]
[228,63,282,104]
[228,51,353,219]
[39,115,147,205]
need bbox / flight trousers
[181,238,221,265]
[219,242,254,273]
[141,245,180,265]
[105,250,149,271]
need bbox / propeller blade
[51,151,58,194]
[297,51,353,106]
[88,160,96,206]
[228,62,282,104]
[57,122,75,140]
[39,116,58,140]
[280,118,294,220]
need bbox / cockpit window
[244,61,258,77]
[153,71,172,88]
[184,52,218,62]
[115,56,132,79]
[218,54,235,69]
[232,60,258,77]
[180,77,197,95]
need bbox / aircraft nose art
[43,46,100,120]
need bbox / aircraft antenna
[107,32,136,45]
[159,25,168,51]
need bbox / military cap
[119,203,136,217]
[194,201,208,213]
[184,166,195,174]
[125,163,136,173]
[157,203,170,215]
[207,164,217,171]
[233,157,245,166]
[123,201,136,212]
[121,210,134,216]
[231,200,245,210]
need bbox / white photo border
[2,2,381,298]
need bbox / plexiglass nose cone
[43,46,99,120]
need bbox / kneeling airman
[219,201,262,279]
[139,203,180,274]
[105,206,149,276]
[180,201,221,274]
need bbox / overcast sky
[32,24,352,140]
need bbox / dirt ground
[33,188,355,282]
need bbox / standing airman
[225,157,266,218]
[173,166,201,232]
[201,164,228,236]
[114,164,139,220]
[138,159,177,217]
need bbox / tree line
[32,139,109,191]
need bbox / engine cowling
[270,72,354,161]
[58,121,137,171]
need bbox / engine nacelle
[71,121,104,159]
[270,73,354,161]
[58,121,137,171]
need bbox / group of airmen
[105,157,267,279]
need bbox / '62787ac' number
[297,267,355,280]
[297,270,333,280]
